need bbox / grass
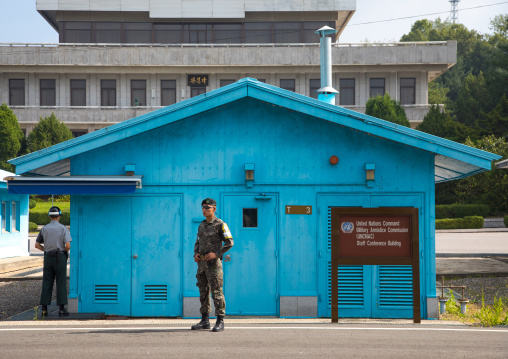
[31,201,70,212]
[440,293,508,326]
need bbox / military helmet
[48,206,62,216]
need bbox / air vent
[378,266,413,307]
[94,285,118,302]
[144,284,168,302]
[328,263,365,307]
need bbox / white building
[0,0,456,135]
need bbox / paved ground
[435,230,508,257]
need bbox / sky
[0,0,506,44]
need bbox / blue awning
[4,176,142,195]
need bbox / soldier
[191,198,233,332]
[35,206,72,317]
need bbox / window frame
[339,78,355,106]
[400,78,416,105]
[280,79,296,92]
[242,208,258,228]
[40,79,56,106]
[70,79,86,106]
[9,79,25,106]
[101,79,117,106]
[369,78,385,98]
[131,80,147,106]
[309,79,320,99]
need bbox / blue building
[0,169,29,259]
[7,79,500,319]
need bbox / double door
[80,195,182,317]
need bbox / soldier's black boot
[41,305,48,317]
[58,304,69,317]
[191,313,210,330]
[212,315,224,332]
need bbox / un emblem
[341,221,354,234]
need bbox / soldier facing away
[192,198,234,332]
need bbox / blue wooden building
[7,78,500,319]
[0,169,29,259]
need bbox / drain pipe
[315,26,338,105]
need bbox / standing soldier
[192,198,233,332]
[35,206,72,317]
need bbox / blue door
[131,196,182,317]
[222,194,277,315]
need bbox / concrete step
[0,256,43,274]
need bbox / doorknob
[133,254,138,259]
[224,254,231,262]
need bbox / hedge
[435,204,489,219]
[505,215,508,228]
[435,216,484,229]
[28,222,38,232]
[29,209,70,225]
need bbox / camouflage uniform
[194,216,233,316]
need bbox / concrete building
[0,0,455,136]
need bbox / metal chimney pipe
[315,26,338,105]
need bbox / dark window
[63,22,92,43]
[400,78,416,105]
[101,80,116,106]
[125,23,152,43]
[280,79,295,92]
[340,79,355,106]
[303,22,335,43]
[183,24,212,44]
[1,202,6,232]
[220,79,235,87]
[95,23,122,43]
[40,79,56,106]
[9,79,25,106]
[244,23,272,43]
[309,79,320,99]
[131,80,146,106]
[12,202,19,232]
[70,79,86,106]
[154,24,182,43]
[214,24,242,44]
[370,78,385,98]
[243,208,258,228]
[191,87,206,98]
[71,131,87,138]
[161,80,176,106]
[274,22,301,43]
[257,79,266,83]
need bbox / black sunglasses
[202,205,215,210]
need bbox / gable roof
[9,78,501,182]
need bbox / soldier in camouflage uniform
[191,198,234,332]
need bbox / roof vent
[315,26,338,105]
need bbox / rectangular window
[191,87,206,98]
[101,80,116,106]
[70,79,86,106]
[95,22,122,43]
[309,79,320,99]
[125,23,152,44]
[63,22,92,43]
[274,22,301,43]
[214,24,242,44]
[183,24,212,44]
[40,79,56,106]
[303,22,335,43]
[131,80,146,106]
[9,79,25,106]
[71,131,87,138]
[220,79,235,87]
[1,202,6,232]
[12,202,19,232]
[161,80,176,106]
[154,24,182,43]
[400,78,416,105]
[280,79,295,92]
[340,79,355,106]
[243,208,258,228]
[369,78,385,98]
[244,23,272,43]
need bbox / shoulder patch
[222,223,232,239]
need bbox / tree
[0,103,24,172]
[27,113,74,153]
[454,71,488,127]
[427,81,449,105]
[365,93,410,127]
[489,14,508,38]
[481,94,508,137]
[416,105,477,142]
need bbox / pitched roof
[9,78,501,182]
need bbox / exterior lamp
[365,163,375,188]
[245,163,255,188]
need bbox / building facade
[0,0,455,136]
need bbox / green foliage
[435,216,484,230]
[29,199,37,209]
[504,215,508,228]
[29,201,70,225]
[445,292,462,316]
[475,293,508,327]
[481,94,508,137]
[427,81,449,105]
[489,14,508,38]
[416,105,477,142]
[454,72,488,127]
[27,113,73,153]
[28,222,38,232]
[0,103,24,172]
[365,93,410,127]
[435,204,489,219]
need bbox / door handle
[224,254,231,262]
[133,254,138,259]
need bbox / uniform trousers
[40,253,68,305]
[196,258,226,316]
